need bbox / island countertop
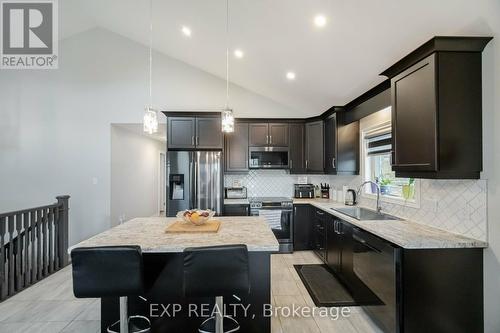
[71,216,280,253]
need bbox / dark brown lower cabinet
[299,204,483,333]
[312,209,327,260]
[293,205,312,250]
[223,204,249,216]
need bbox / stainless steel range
[249,197,293,253]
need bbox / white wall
[481,21,500,333]
[110,125,165,227]
[0,28,299,245]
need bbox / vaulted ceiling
[60,0,499,116]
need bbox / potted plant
[379,176,392,195]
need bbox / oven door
[250,207,293,244]
[249,147,289,169]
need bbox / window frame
[360,120,421,208]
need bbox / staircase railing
[0,195,70,301]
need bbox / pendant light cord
[149,0,153,108]
[225,0,229,110]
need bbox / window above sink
[360,109,421,208]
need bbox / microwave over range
[249,147,289,169]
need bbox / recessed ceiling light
[286,72,296,80]
[314,15,327,27]
[234,49,244,59]
[181,26,192,37]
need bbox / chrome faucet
[357,181,382,213]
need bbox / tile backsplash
[224,170,488,241]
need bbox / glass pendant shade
[221,109,235,133]
[143,107,159,134]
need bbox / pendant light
[221,0,235,133]
[144,0,158,134]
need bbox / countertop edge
[293,199,488,250]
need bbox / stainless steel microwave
[249,147,289,169]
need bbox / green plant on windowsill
[379,176,392,194]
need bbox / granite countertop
[224,198,250,205]
[293,198,488,249]
[71,216,279,253]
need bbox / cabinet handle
[270,135,272,144]
[305,160,308,169]
[196,136,199,145]
[332,157,336,168]
[290,159,293,169]
[191,136,195,145]
[316,210,324,215]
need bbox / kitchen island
[71,216,280,333]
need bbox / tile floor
[0,251,382,333]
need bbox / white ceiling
[60,0,499,116]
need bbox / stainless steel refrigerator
[166,151,223,217]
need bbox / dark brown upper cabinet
[324,112,359,175]
[382,36,492,179]
[249,122,289,147]
[225,122,249,173]
[336,117,359,175]
[269,123,289,146]
[324,115,337,174]
[289,123,306,174]
[305,120,324,173]
[167,114,223,150]
[167,117,196,149]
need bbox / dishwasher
[352,227,401,333]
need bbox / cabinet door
[168,117,196,149]
[289,123,306,173]
[223,204,249,216]
[196,117,223,149]
[248,123,269,146]
[392,54,438,172]
[327,218,342,273]
[293,205,312,250]
[313,209,327,262]
[337,119,359,175]
[225,123,249,172]
[269,123,289,146]
[324,115,337,174]
[305,121,324,173]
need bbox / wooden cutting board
[165,220,221,233]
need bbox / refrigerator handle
[189,159,194,209]
[194,159,199,209]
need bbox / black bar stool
[71,246,151,333]
[183,244,250,333]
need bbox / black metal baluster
[0,217,6,300]
[54,205,59,270]
[48,207,54,274]
[23,212,30,288]
[41,208,48,278]
[31,210,37,283]
[15,214,22,290]
[36,209,42,281]
[7,215,15,296]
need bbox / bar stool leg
[215,296,223,333]
[120,296,129,333]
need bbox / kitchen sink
[331,207,403,221]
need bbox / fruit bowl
[176,209,215,225]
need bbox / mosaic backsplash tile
[224,170,487,241]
